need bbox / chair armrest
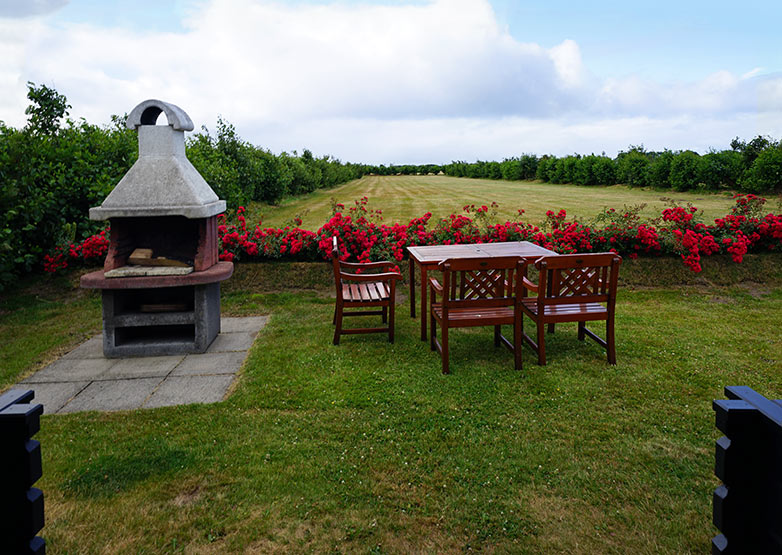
[340,271,401,282]
[428,278,443,302]
[521,276,538,293]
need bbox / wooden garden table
[406,241,558,341]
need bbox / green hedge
[443,141,782,193]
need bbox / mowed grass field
[250,175,760,229]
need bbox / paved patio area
[18,316,267,414]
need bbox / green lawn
[248,175,764,230]
[1,259,778,553]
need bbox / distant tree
[591,156,616,185]
[647,150,674,188]
[24,82,71,136]
[669,151,701,191]
[697,150,742,190]
[741,146,782,192]
[731,135,775,169]
[536,156,556,182]
[616,147,650,187]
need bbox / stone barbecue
[81,100,233,357]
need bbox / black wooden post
[0,389,45,554]
[712,385,782,554]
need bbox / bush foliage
[444,141,782,194]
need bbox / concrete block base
[102,282,221,357]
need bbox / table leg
[409,256,416,318]
[420,265,428,341]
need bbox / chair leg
[537,319,547,365]
[332,305,337,325]
[494,325,501,347]
[382,305,388,324]
[606,316,616,365]
[547,323,555,334]
[333,304,343,345]
[578,321,586,341]
[388,300,395,343]
[514,319,522,371]
[441,323,450,374]
[430,311,436,352]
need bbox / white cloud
[1,0,780,161]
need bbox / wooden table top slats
[407,241,556,264]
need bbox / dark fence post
[712,385,782,554]
[0,389,45,554]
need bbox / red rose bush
[45,194,782,275]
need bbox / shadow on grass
[62,439,193,499]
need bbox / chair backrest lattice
[550,266,606,297]
[440,257,522,309]
[458,268,507,299]
[535,253,621,306]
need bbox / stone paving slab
[172,351,247,376]
[60,336,105,359]
[221,315,268,334]
[23,381,91,413]
[101,355,184,380]
[14,316,266,414]
[207,331,258,353]
[60,378,165,413]
[21,358,117,383]
[143,375,236,408]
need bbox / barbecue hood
[89,99,225,220]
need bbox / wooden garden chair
[429,256,523,374]
[331,236,402,345]
[520,253,622,365]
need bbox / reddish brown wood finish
[407,241,557,341]
[331,237,402,345]
[520,253,622,365]
[429,257,524,374]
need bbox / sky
[1,0,781,164]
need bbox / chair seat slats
[521,299,607,317]
[343,282,391,302]
[432,306,515,327]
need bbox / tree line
[442,141,781,193]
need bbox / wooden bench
[520,253,622,365]
[331,237,402,345]
[429,257,523,374]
